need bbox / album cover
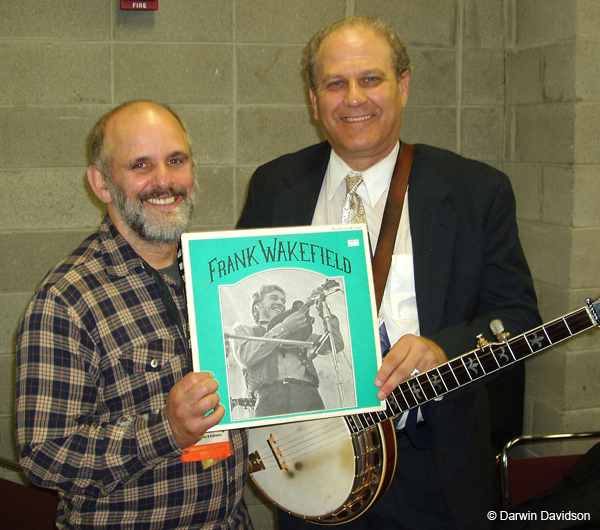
[181,224,384,429]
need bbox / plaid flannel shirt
[15,216,251,530]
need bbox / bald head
[90,101,192,180]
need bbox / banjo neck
[346,297,600,436]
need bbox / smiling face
[310,25,409,172]
[91,102,197,246]
[255,288,287,323]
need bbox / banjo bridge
[268,433,290,471]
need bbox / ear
[310,89,319,120]
[87,165,112,204]
[400,71,410,108]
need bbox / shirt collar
[99,215,146,278]
[326,141,400,207]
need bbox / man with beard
[15,101,252,530]
[232,284,344,417]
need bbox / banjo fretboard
[346,299,600,435]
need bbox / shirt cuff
[136,406,183,463]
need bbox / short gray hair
[304,15,411,91]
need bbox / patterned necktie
[341,172,367,225]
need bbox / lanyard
[146,243,193,371]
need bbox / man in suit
[237,15,540,530]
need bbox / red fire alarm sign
[121,0,158,10]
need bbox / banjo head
[249,417,355,518]
[248,416,393,523]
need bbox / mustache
[138,187,188,203]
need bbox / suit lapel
[272,143,331,227]
[408,149,457,336]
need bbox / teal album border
[181,224,384,430]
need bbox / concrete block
[577,0,600,39]
[576,41,600,103]
[525,403,600,455]
[523,403,599,455]
[571,227,600,290]
[565,349,600,410]
[506,0,516,48]
[0,294,31,355]
[236,106,322,165]
[506,48,543,106]
[505,162,542,221]
[408,49,456,106]
[235,166,257,223]
[462,0,504,50]
[563,407,600,438]
[113,44,233,105]
[237,45,307,105]
[514,104,575,164]
[461,49,504,106]
[0,415,20,464]
[114,0,232,42]
[247,502,277,530]
[0,469,27,485]
[173,106,235,165]
[236,0,345,44]
[244,482,277,530]
[0,169,102,232]
[525,398,561,436]
[569,288,600,318]
[357,0,457,47]
[460,107,503,162]
[504,107,515,161]
[189,166,235,229]
[534,282,569,322]
[542,42,576,103]
[525,347,566,410]
[575,103,600,165]
[0,355,15,416]
[573,165,600,228]
[401,107,457,152]
[0,42,111,106]
[0,0,110,40]
[0,231,92,294]
[516,0,576,46]
[517,221,571,286]
[541,165,573,227]
[0,106,109,169]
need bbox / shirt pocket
[118,338,178,374]
[107,339,180,414]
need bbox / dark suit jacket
[238,141,541,528]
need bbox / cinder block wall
[0,0,598,526]
[505,0,600,449]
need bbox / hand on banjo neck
[248,297,600,524]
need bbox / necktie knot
[342,172,366,226]
[345,172,363,194]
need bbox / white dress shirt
[311,141,420,346]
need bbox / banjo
[247,297,600,524]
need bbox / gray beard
[107,180,198,244]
